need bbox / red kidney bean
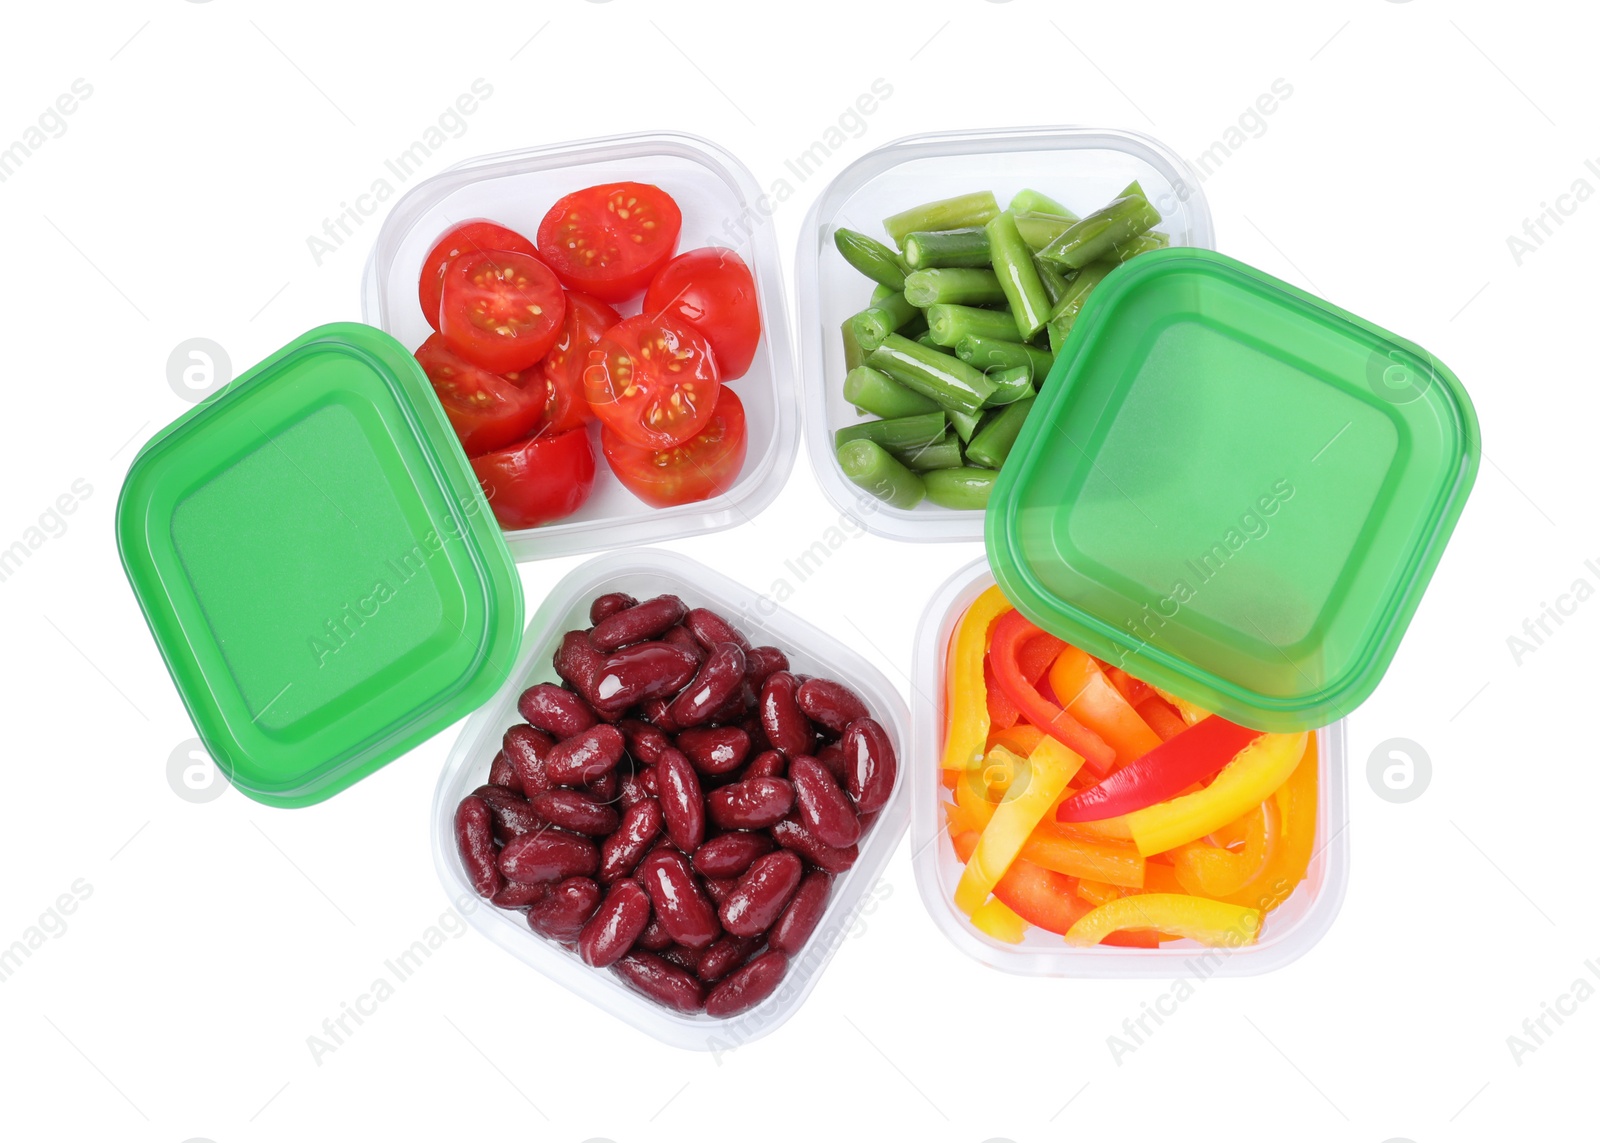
[702,876,738,905]
[720,850,803,937]
[842,716,897,815]
[708,777,794,831]
[554,629,605,701]
[487,749,522,794]
[655,748,706,852]
[584,766,621,805]
[636,915,673,951]
[455,796,502,899]
[617,768,653,808]
[618,718,672,765]
[771,812,859,873]
[696,935,760,984]
[760,672,813,758]
[472,784,544,841]
[684,607,752,654]
[692,831,774,879]
[661,623,707,664]
[516,683,597,740]
[638,849,721,949]
[543,724,626,786]
[577,880,652,968]
[639,765,660,796]
[813,741,849,784]
[613,951,704,1013]
[661,943,703,975]
[599,799,663,883]
[742,713,771,754]
[676,726,751,776]
[502,724,556,795]
[705,950,788,1018]
[744,645,790,689]
[592,642,699,718]
[499,831,600,884]
[668,642,748,728]
[491,880,549,909]
[527,877,602,942]
[770,870,832,955]
[589,591,638,625]
[790,757,861,848]
[529,789,619,836]
[744,749,785,780]
[639,696,682,734]
[708,682,758,727]
[796,677,870,735]
[590,593,687,652]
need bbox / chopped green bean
[837,439,925,509]
[981,365,1034,408]
[915,330,941,350]
[833,412,948,453]
[890,433,964,471]
[834,227,907,289]
[843,366,940,420]
[955,335,1055,381]
[849,291,920,352]
[1013,210,1078,251]
[1034,258,1074,306]
[965,396,1036,469]
[947,407,982,442]
[902,228,992,269]
[1038,192,1162,269]
[924,303,1023,347]
[841,316,867,371]
[985,211,1053,338]
[1008,188,1078,219]
[1046,260,1117,340]
[903,268,1007,307]
[1110,230,1170,262]
[870,282,896,305]
[866,333,996,417]
[884,191,1000,247]
[923,466,999,510]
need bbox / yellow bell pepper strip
[971,896,1029,943]
[1194,736,1319,913]
[942,586,1012,771]
[954,737,1083,914]
[1055,715,1264,823]
[988,610,1116,773]
[1172,800,1275,899]
[952,830,1093,935]
[1047,646,1163,765]
[1020,827,1145,888]
[1064,893,1262,949]
[1152,686,1212,726]
[1124,731,1307,856]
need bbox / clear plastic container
[909,558,1349,976]
[362,132,799,561]
[430,548,910,1049]
[795,126,1216,543]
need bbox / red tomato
[413,335,547,457]
[643,247,761,380]
[417,220,537,333]
[583,314,721,450]
[471,429,596,530]
[602,387,748,508]
[439,250,566,373]
[537,182,682,302]
[537,292,619,434]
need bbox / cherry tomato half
[537,291,619,434]
[583,314,721,451]
[602,387,748,508]
[413,334,547,458]
[439,249,566,373]
[643,247,762,380]
[471,429,596,530]
[417,220,537,333]
[537,182,683,303]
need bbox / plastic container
[362,132,799,561]
[796,126,1215,543]
[909,559,1349,976]
[430,548,910,1049]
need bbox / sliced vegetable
[985,210,1053,338]
[954,738,1083,914]
[902,227,992,269]
[833,227,907,290]
[843,365,941,419]
[836,439,924,509]
[1056,715,1263,823]
[866,334,996,417]
[941,586,1012,771]
[884,191,1000,246]
[988,610,1115,773]
[923,466,999,510]
[1063,894,1261,949]
[1125,733,1309,855]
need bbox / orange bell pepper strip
[1125,732,1308,856]
[987,723,1044,757]
[1172,801,1275,899]
[952,830,1092,935]
[1137,862,1187,895]
[1020,827,1145,888]
[988,611,1115,773]
[1136,695,1188,742]
[1064,893,1262,948]
[1075,879,1124,908]
[955,738,1083,914]
[1048,646,1163,765]
[1105,666,1154,707]
[1152,686,1212,726]
[942,587,1012,771]
[971,896,1029,943]
[1191,736,1320,914]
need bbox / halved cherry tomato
[643,247,762,380]
[536,292,619,434]
[471,429,596,530]
[601,386,747,507]
[537,182,682,303]
[439,250,566,373]
[413,335,546,457]
[583,313,720,450]
[417,220,537,333]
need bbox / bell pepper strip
[1064,893,1262,949]
[952,830,1091,935]
[984,660,1021,731]
[1138,862,1187,895]
[1173,801,1274,899]
[1135,695,1188,742]
[1055,715,1264,823]
[1196,736,1319,913]
[971,896,1029,943]
[1105,666,1153,707]
[954,737,1083,915]
[987,723,1044,757]
[1102,930,1161,948]
[942,586,1012,771]
[1020,827,1145,888]
[1152,686,1212,726]
[988,610,1115,773]
[1056,814,1134,841]
[1047,647,1162,764]
[952,764,1000,833]
[1124,732,1308,856]
[1075,879,1123,908]
[1018,629,1066,684]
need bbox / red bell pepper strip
[988,610,1116,774]
[984,660,1021,731]
[1054,715,1263,823]
[1135,694,1188,742]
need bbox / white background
[0,1,1591,1139]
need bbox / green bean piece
[924,303,1023,347]
[843,366,941,420]
[834,227,907,290]
[870,282,897,305]
[916,330,941,350]
[837,439,925,509]
[902,227,992,269]
[884,191,1000,247]
[923,466,999,510]
[903,268,1008,308]
[889,433,964,472]
[981,365,1034,408]
[1034,258,1074,306]
[947,407,982,443]
[1038,192,1162,269]
[1008,188,1078,219]
[985,211,1054,339]
[955,335,1055,381]
[866,333,997,417]
[1109,230,1170,262]
[833,412,948,453]
[965,396,1036,469]
[849,291,920,353]
[841,316,867,371]
[1012,210,1079,251]
[1044,261,1116,352]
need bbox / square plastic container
[363,132,799,561]
[796,126,1215,543]
[430,548,910,1049]
[909,558,1349,976]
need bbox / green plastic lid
[987,248,1479,732]
[117,323,522,806]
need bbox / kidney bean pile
[453,591,898,1018]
